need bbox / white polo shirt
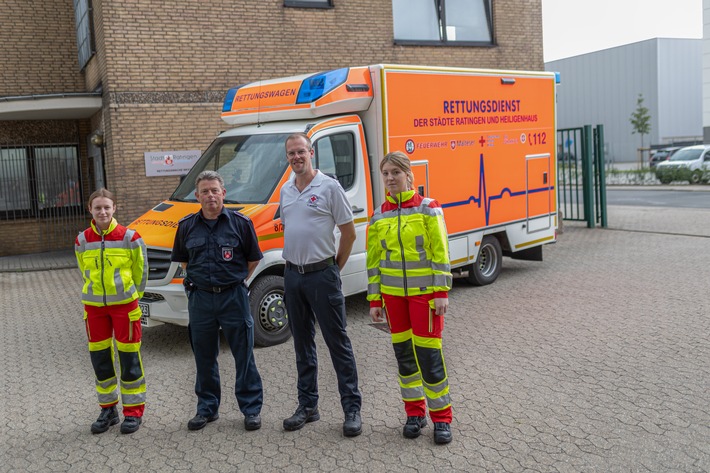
[280,170,353,265]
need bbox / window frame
[284,0,334,9]
[74,0,96,70]
[0,144,83,220]
[313,132,356,191]
[392,0,495,47]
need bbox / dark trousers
[187,284,263,417]
[284,264,361,412]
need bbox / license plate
[139,303,150,326]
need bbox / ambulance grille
[147,248,172,280]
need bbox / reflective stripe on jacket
[75,218,148,306]
[366,190,452,305]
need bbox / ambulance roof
[221,66,373,126]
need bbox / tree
[629,94,651,165]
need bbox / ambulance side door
[311,116,372,296]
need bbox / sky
[542,0,703,62]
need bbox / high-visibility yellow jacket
[75,218,148,307]
[367,190,452,306]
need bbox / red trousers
[383,293,452,423]
[84,300,146,417]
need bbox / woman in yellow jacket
[75,189,148,434]
[367,151,454,444]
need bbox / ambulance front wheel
[466,235,502,286]
[249,275,292,347]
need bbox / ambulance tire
[466,235,502,286]
[249,275,292,347]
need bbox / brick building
[0,0,543,256]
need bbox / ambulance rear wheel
[466,235,502,286]
[249,275,292,347]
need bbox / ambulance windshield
[171,133,290,204]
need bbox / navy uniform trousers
[187,284,263,417]
[284,263,361,412]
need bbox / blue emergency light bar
[222,86,239,113]
[295,67,349,104]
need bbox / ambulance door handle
[351,206,365,214]
[543,172,548,184]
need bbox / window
[0,145,82,219]
[314,133,355,190]
[284,0,333,8]
[171,134,290,204]
[74,0,95,69]
[0,148,30,214]
[393,0,493,45]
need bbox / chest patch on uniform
[307,194,319,208]
[222,247,233,261]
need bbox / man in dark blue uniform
[171,170,264,432]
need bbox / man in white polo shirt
[279,132,362,437]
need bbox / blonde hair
[380,151,414,189]
[87,188,115,209]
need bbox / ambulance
[131,64,558,347]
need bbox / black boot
[343,409,362,437]
[283,405,320,431]
[403,416,427,439]
[120,416,142,434]
[433,422,452,444]
[91,406,119,434]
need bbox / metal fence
[557,125,607,228]
[0,143,88,250]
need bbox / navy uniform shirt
[171,206,263,288]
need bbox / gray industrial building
[704,0,710,142]
[546,38,702,164]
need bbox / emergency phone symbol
[405,140,415,154]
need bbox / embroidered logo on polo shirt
[307,194,319,208]
[222,247,233,261]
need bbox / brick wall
[0,0,85,95]
[99,0,542,93]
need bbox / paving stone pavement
[1,205,709,472]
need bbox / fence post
[595,125,607,228]
[582,125,595,228]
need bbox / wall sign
[144,150,201,176]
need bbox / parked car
[649,147,681,168]
[654,145,710,184]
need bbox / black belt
[286,257,336,274]
[195,282,240,293]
